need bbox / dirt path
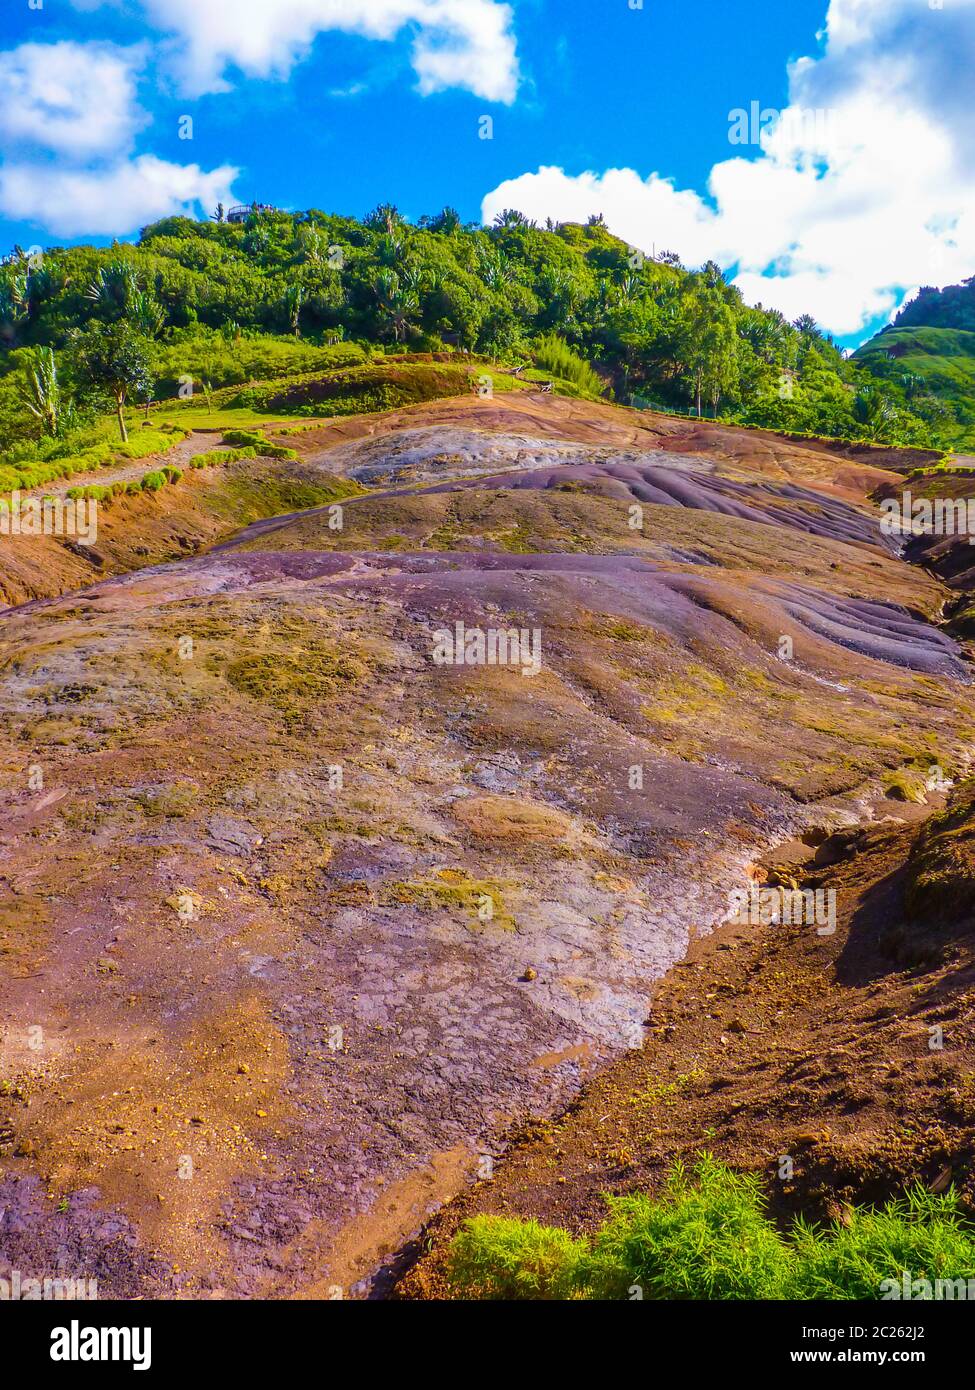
[23,432,223,500]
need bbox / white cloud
[0,155,238,238]
[482,0,975,337]
[0,41,147,158]
[0,38,238,237]
[79,0,519,102]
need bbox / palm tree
[373,270,419,343]
[283,283,305,337]
[430,206,461,235]
[477,246,513,291]
[493,208,531,230]
[367,203,402,236]
[0,270,29,345]
[20,347,64,437]
[86,260,140,317]
[128,289,165,338]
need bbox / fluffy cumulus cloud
[1,0,518,235]
[482,0,975,337]
[0,41,147,158]
[84,0,520,102]
[0,39,237,236]
[0,156,238,239]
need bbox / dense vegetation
[857,277,975,449]
[0,205,969,473]
[447,1156,975,1300]
[890,276,975,334]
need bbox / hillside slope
[857,277,975,451]
[1,387,973,1298]
[0,208,950,456]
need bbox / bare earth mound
[1,392,973,1297]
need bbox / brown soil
[1,388,972,1300]
[396,810,975,1298]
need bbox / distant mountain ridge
[856,275,975,450]
[891,275,975,333]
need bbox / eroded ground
[0,392,972,1297]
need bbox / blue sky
[1,0,973,347]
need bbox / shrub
[67,484,112,503]
[445,1159,975,1301]
[792,1188,975,1300]
[221,429,265,448]
[532,334,603,397]
[447,1216,587,1301]
[190,446,259,469]
[220,429,298,461]
[140,470,166,492]
[581,1156,794,1300]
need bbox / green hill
[0,205,960,469]
[891,275,975,333]
[856,279,975,451]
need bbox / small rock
[520,966,537,982]
[930,1167,953,1194]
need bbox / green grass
[67,461,185,507]
[218,429,298,460]
[447,1218,587,1301]
[189,446,259,469]
[532,334,604,398]
[856,326,975,450]
[146,331,368,398]
[0,424,188,493]
[154,404,298,430]
[446,1156,975,1300]
[151,359,532,431]
[792,1189,975,1299]
[225,359,531,418]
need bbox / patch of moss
[905,780,975,923]
[225,645,368,717]
[642,664,732,726]
[883,769,928,804]
[384,868,515,931]
[137,781,199,818]
[603,619,648,642]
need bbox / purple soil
[1,414,971,1300]
[404,461,886,549]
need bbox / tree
[283,283,305,337]
[71,322,152,442]
[86,260,140,318]
[792,313,821,340]
[493,209,531,230]
[20,347,65,437]
[372,270,419,343]
[429,206,461,235]
[366,203,402,236]
[678,285,739,416]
